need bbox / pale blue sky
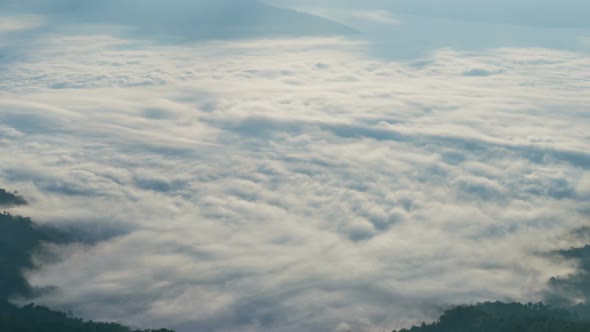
[2,0,588,58]
[270,0,589,28]
[269,0,590,58]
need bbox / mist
[0,1,589,331]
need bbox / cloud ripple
[0,30,589,332]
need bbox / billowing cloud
[0,13,589,332]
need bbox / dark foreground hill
[0,189,26,207]
[0,189,175,332]
[394,302,590,332]
[0,301,174,332]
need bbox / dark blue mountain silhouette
[0,0,356,40]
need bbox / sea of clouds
[1,7,590,332]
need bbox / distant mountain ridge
[0,0,356,40]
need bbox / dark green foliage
[0,212,69,299]
[393,302,590,332]
[548,245,590,305]
[545,241,590,322]
[0,188,175,332]
[0,301,174,332]
[0,189,26,207]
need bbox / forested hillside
[0,189,26,206]
[394,302,590,332]
[0,301,174,332]
[0,189,175,332]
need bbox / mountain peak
[1,0,356,40]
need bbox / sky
[0,1,589,331]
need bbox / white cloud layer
[1,26,589,332]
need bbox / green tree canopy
[394,302,590,332]
[0,188,175,332]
